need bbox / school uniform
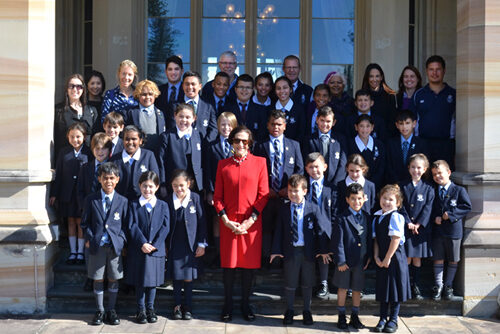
[110,148,160,200]
[182,95,218,142]
[308,177,338,238]
[272,200,330,289]
[225,99,269,141]
[122,106,167,154]
[156,81,184,127]
[166,191,207,280]
[202,75,238,101]
[50,145,91,217]
[306,101,348,138]
[431,182,471,262]
[110,137,124,158]
[347,136,386,190]
[337,176,376,214]
[158,126,203,191]
[385,134,428,184]
[400,180,435,258]
[275,99,306,144]
[373,209,411,302]
[369,88,398,136]
[77,158,107,210]
[291,80,313,111]
[346,111,388,142]
[304,131,347,186]
[332,208,372,291]
[204,93,235,117]
[81,189,128,279]
[204,135,232,192]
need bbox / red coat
[214,153,269,268]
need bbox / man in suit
[155,55,184,126]
[283,55,313,110]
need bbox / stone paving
[2,313,500,334]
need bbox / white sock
[77,238,85,255]
[68,236,77,254]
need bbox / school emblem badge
[450,199,457,207]
[328,199,331,207]
[301,94,306,104]
[447,95,453,103]
[114,212,120,220]
[308,221,314,229]
[374,146,379,159]
[411,143,415,150]
[417,194,424,202]
[197,143,201,151]
[203,119,208,127]
[335,152,340,160]
[140,164,147,172]
[254,123,258,129]
[189,206,196,214]
[290,117,296,124]
[364,194,368,201]
[289,157,294,164]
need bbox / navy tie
[439,187,446,201]
[91,164,100,193]
[239,103,247,124]
[217,99,224,114]
[402,141,409,164]
[104,196,111,214]
[320,134,329,156]
[311,182,319,205]
[272,139,281,192]
[223,138,231,157]
[292,204,299,243]
[169,85,176,103]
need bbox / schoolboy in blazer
[204,72,234,116]
[156,55,185,124]
[337,178,376,214]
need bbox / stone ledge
[452,172,500,186]
[463,229,500,248]
[0,225,55,245]
[0,169,54,183]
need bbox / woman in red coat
[213,125,269,322]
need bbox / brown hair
[228,125,254,148]
[90,132,113,152]
[64,73,87,109]
[431,159,450,171]
[288,174,308,190]
[379,184,403,208]
[346,154,369,176]
[103,112,125,127]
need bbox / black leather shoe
[91,310,104,325]
[316,283,329,298]
[183,307,193,320]
[302,310,313,325]
[106,309,120,325]
[283,309,294,325]
[443,285,454,300]
[337,313,348,329]
[146,308,158,323]
[66,253,77,265]
[349,313,365,329]
[432,285,443,301]
[135,310,147,324]
[383,319,398,333]
[220,312,232,322]
[374,318,386,332]
[242,305,256,322]
[76,253,85,265]
[173,305,182,320]
[83,278,93,292]
[412,284,424,300]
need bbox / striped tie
[292,204,299,243]
[311,181,319,205]
[272,139,281,191]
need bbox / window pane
[148,63,190,85]
[256,65,283,82]
[203,0,245,18]
[148,18,190,63]
[312,19,354,64]
[257,19,299,64]
[202,18,245,63]
[202,64,244,83]
[148,0,190,18]
[312,0,354,18]
[258,0,299,18]
[311,64,354,95]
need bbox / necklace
[232,153,248,165]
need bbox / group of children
[49,56,472,330]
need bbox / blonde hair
[134,79,160,100]
[117,59,138,84]
[379,184,403,208]
[217,112,238,131]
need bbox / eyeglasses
[232,138,249,145]
[236,86,253,91]
[69,84,84,90]
[283,66,299,70]
[219,62,237,66]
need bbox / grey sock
[107,281,119,310]
[93,281,104,311]
[302,286,312,312]
[444,263,458,287]
[433,263,444,287]
[285,287,295,311]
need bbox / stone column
[0,0,57,313]
[455,0,500,317]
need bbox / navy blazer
[400,180,435,234]
[50,145,91,201]
[155,82,184,129]
[204,93,235,117]
[191,98,218,142]
[158,128,203,189]
[122,106,167,154]
[337,179,376,214]
[111,138,124,158]
[77,159,104,209]
[271,201,329,261]
[127,199,170,258]
[225,99,269,142]
[280,103,306,144]
[110,148,160,200]
[202,78,237,101]
[386,135,428,184]
[347,137,386,190]
[291,80,313,111]
[332,209,372,267]
[346,112,388,143]
[431,182,471,239]
[305,102,348,138]
[166,192,207,253]
[204,135,228,192]
[254,136,304,191]
[81,191,128,256]
[305,133,347,185]
[307,180,339,238]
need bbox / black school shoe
[66,253,77,265]
[316,283,329,298]
[411,284,424,300]
[283,309,294,325]
[173,305,183,320]
[337,313,348,329]
[146,308,158,323]
[349,313,365,329]
[432,285,443,301]
[443,285,454,300]
[106,309,120,325]
[302,310,313,325]
[242,304,256,322]
[91,310,105,325]
[135,310,147,324]
[182,306,193,320]
[374,318,386,333]
[383,319,398,333]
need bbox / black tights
[223,268,254,312]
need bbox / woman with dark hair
[324,71,355,118]
[396,65,423,112]
[54,73,97,159]
[213,125,269,323]
[361,63,397,136]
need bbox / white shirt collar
[401,134,413,144]
[176,126,193,138]
[74,146,82,157]
[141,105,154,115]
[441,182,451,191]
[95,159,106,167]
[139,195,157,208]
[112,136,119,145]
[374,208,397,216]
[292,80,299,92]
[184,95,199,104]
[252,95,271,106]
[346,175,365,187]
[122,147,141,164]
[275,99,294,111]
[269,133,284,143]
[355,135,374,152]
[310,176,324,187]
[100,189,115,201]
[173,190,191,209]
